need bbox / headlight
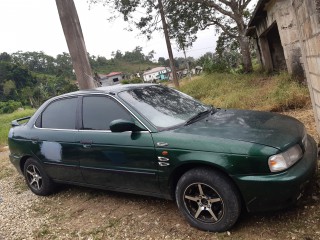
[268,145,303,172]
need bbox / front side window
[41,97,78,129]
[119,85,208,129]
[82,96,132,130]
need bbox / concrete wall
[253,0,304,78]
[249,0,320,134]
[292,0,320,133]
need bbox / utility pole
[56,0,96,90]
[157,0,179,88]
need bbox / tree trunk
[238,32,253,73]
[157,0,179,88]
[56,0,97,90]
[183,47,191,81]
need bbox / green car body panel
[8,84,318,213]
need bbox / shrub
[202,58,230,74]
[0,101,22,114]
[122,77,143,84]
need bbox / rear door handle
[80,140,93,149]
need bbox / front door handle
[80,140,93,149]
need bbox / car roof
[59,83,159,98]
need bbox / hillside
[93,59,160,75]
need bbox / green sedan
[8,84,318,232]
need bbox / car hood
[172,109,305,150]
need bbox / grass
[0,154,14,180]
[179,72,310,112]
[95,60,159,74]
[13,175,28,193]
[0,108,36,147]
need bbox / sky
[0,0,217,61]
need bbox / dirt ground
[0,109,319,240]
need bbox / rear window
[40,97,78,129]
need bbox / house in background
[246,0,304,79]
[98,72,124,86]
[247,0,320,133]
[143,67,171,82]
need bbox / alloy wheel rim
[26,165,43,190]
[183,183,224,223]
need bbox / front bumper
[233,135,318,212]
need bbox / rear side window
[41,98,78,129]
[82,96,131,130]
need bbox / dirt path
[0,109,319,240]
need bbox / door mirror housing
[109,119,145,132]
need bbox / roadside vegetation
[0,109,35,147]
[180,72,310,112]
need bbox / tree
[0,52,11,62]
[3,80,16,97]
[166,0,253,72]
[112,50,123,60]
[146,50,155,62]
[56,52,73,77]
[123,46,145,63]
[11,51,56,74]
[158,57,166,65]
[215,31,241,69]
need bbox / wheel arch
[168,162,245,207]
[19,155,33,173]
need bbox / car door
[31,96,83,182]
[77,95,159,194]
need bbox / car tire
[23,158,55,196]
[175,167,241,232]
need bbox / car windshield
[118,85,210,130]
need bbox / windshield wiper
[185,108,211,126]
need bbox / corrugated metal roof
[106,72,122,77]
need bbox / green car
[8,84,318,232]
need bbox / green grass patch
[95,60,159,74]
[0,108,36,147]
[179,72,310,111]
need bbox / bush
[0,101,22,114]
[202,58,230,74]
[122,77,143,84]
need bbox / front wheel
[175,168,241,232]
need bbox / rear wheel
[175,168,241,232]
[24,158,54,196]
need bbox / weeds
[0,166,14,180]
[0,108,35,146]
[13,175,28,194]
[0,154,14,180]
[34,224,51,238]
[180,72,310,111]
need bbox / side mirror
[109,119,144,132]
